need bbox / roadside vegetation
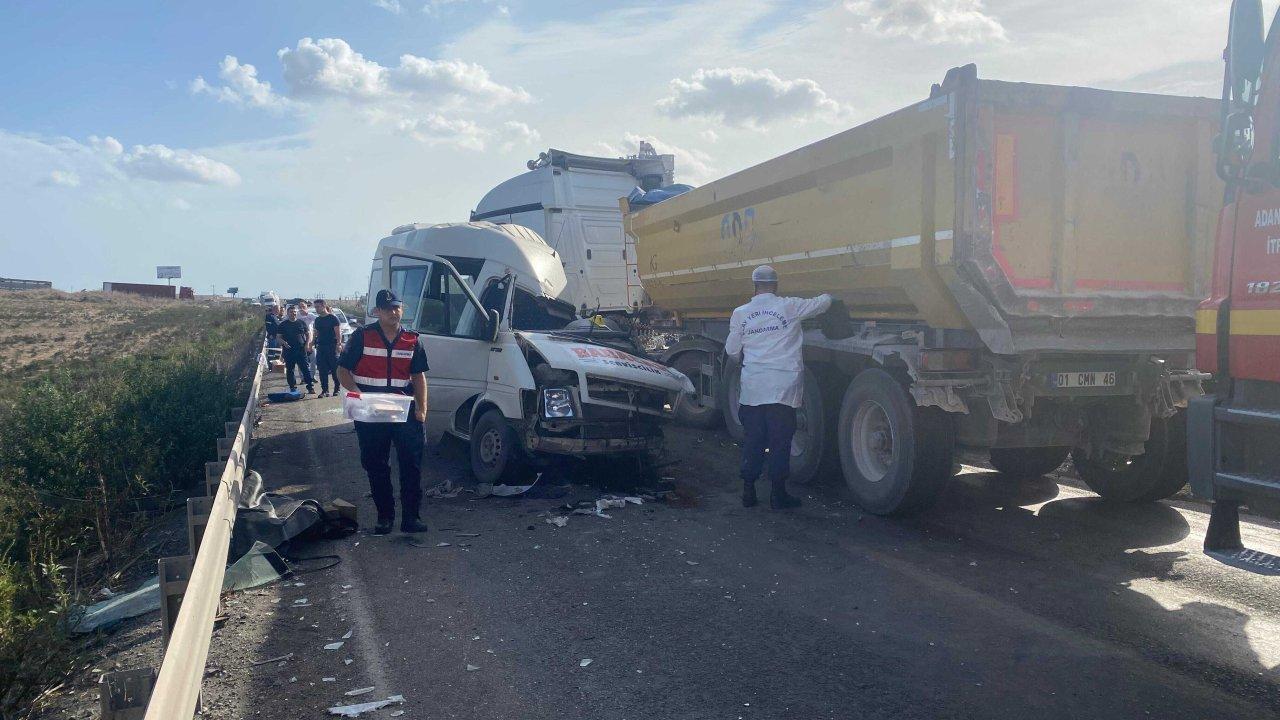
[0,291,259,716]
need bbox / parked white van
[365,221,694,482]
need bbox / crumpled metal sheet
[230,471,323,560]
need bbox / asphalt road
[199,371,1280,720]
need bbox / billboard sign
[157,266,182,279]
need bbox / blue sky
[0,1,1264,298]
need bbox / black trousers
[739,403,797,484]
[283,348,314,390]
[354,415,424,522]
[315,345,340,393]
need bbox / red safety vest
[351,326,419,394]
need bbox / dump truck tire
[671,350,721,429]
[788,369,827,486]
[721,359,745,441]
[837,368,954,515]
[470,409,532,486]
[1073,413,1188,503]
[988,446,1071,479]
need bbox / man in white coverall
[725,265,832,509]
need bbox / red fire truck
[1188,0,1280,573]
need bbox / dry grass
[0,290,254,401]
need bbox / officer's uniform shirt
[724,292,832,408]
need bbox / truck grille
[584,376,671,416]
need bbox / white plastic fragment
[323,677,336,682]
[345,687,376,696]
[344,658,353,665]
[324,641,345,651]
[546,516,569,528]
[327,695,405,717]
[579,658,592,667]
[342,629,353,640]
[466,664,480,671]
[624,496,643,505]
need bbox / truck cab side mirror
[487,309,501,343]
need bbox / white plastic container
[342,392,412,423]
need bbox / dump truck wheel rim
[852,400,894,483]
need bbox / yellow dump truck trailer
[626,65,1221,514]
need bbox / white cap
[751,265,778,283]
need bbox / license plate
[1050,371,1117,389]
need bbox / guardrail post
[186,497,214,557]
[205,461,226,497]
[157,556,193,649]
[217,437,233,461]
[99,667,156,720]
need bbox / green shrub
[0,308,258,717]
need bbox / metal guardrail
[98,338,267,719]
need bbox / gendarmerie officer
[337,289,430,534]
[724,265,832,509]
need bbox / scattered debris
[455,532,481,538]
[324,642,345,651]
[580,659,593,667]
[546,516,569,528]
[323,677,336,682]
[294,598,310,606]
[624,496,643,505]
[466,664,480,672]
[345,687,376,697]
[596,497,626,514]
[248,653,293,667]
[424,480,467,499]
[436,542,452,547]
[476,473,542,498]
[686,560,699,566]
[391,712,405,718]
[328,695,405,717]
[344,658,353,666]
[342,629,353,640]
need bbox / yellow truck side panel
[630,72,1223,355]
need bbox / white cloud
[89,135,123,156]
[390,55,530,105]
[700,129,719,143]
[845,0,1006,45]
[497,4,509,16]
[594,133,718,186]
[500,120,540,151]
[422,0,467,14]
[171,197,193,211]
[191,56,292,111]
[395,114,487,149]
[119,144,242,186]
[372,0,403,13]
[657,67,842,128]
[47,170,80,187]
[279,38,389,100]
[275,37,529,108]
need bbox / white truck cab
[365,221,694,483]
[471,145,676,315]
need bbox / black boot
[770,478,801,510]
[401,517,429,533]
[373,517,394,535]
[742,478,758,508]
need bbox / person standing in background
[297,300,319,378]
[312,299,343,397]
[264,304,282,357]
[277,304,316,395]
